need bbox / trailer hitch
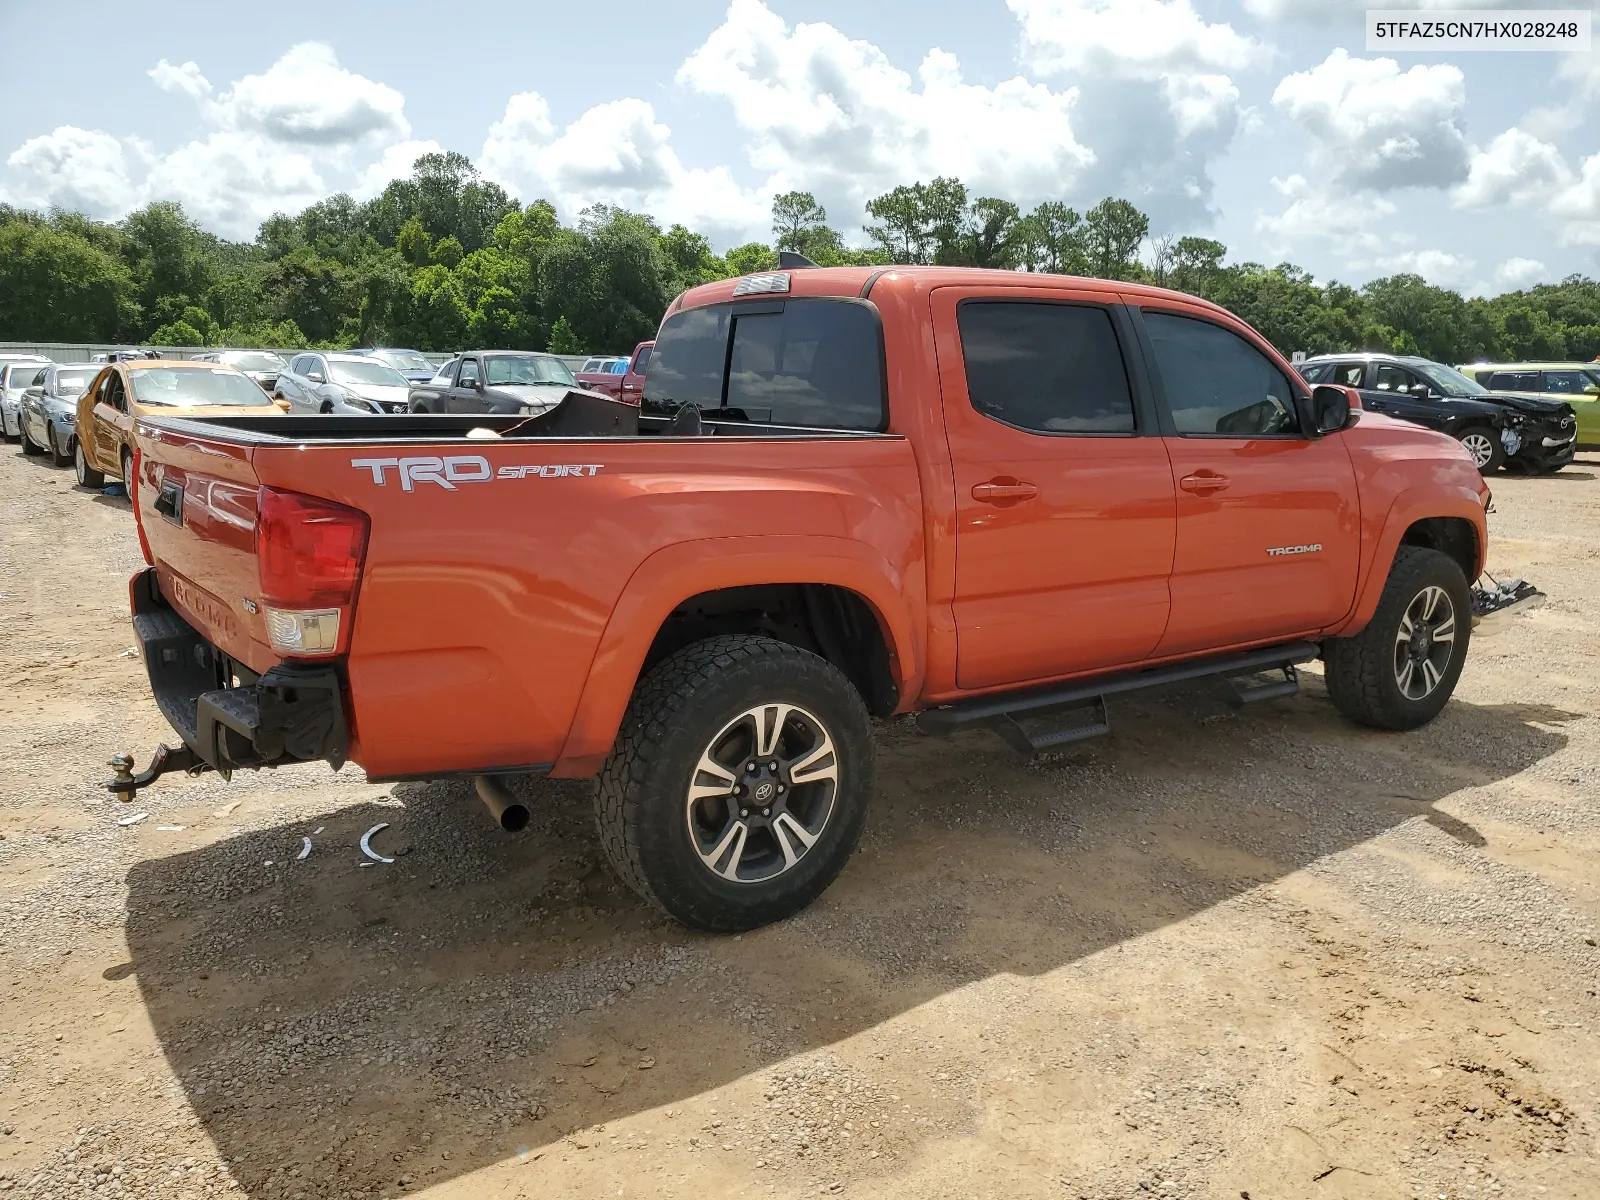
[105,744,218,803]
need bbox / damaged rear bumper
[110,568,350,799]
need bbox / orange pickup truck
[114,266,1539,931]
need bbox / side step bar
[916,641,1320,754]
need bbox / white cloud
[1551,153,1600,245]
[2,127,137,219]
[1272,50,1468,191]
[209,42,408,146]
[1453,129,1572,209]
[1494,256,1548,289]
[1245,0,1543,18]
[353,139,445,201]
[480,92,767,241]
[1255,173,1396,256]
[1008,0,1266,76]
[143,132,326,235]
[676,0,1096,225]
[1372,248,1474,286]
[147,59,211,101]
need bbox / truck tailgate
[134,425,274,673]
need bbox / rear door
[1136,305,1359,656]
[935,286,1177,690]
[620,341,651,404]
[95,370,130,471]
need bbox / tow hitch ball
[105,744,210,802]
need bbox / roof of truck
[672,265,1237,321]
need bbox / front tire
[119,446,133,490]
[47,424,70,467]
[19,418,41,455]
[1456,426,1504,474]
[74,439,105,489]
[1324,546,1472,731]
[595,635,874,931]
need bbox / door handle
[972,479,1039,503]
[1179,472,1230,494]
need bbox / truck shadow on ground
[120,678,1578,1198]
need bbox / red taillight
[255,488,370,609]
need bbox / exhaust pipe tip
[473,775,530,833]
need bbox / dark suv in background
[1295,353,1577,474]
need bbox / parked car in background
[273,352,413,414]
[1,357,50,441]
[74,360,284,489]
[90,350,161,363]
[576,356,630,398]
[18,364,100,467]
[192,349,289,394]
[351,347,438,384]
[1457,361,1600,445]
[419,358,458,389]
[1295,353,1577,473]
[619,339,652,405]
[407,351,582,414]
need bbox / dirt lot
[1,441,1598,1200]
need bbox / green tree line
[1,149,1596,363]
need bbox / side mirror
[307,371,325,384]
[1311,384,1359,435]
[24,386,43,399]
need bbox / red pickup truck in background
[575,341,653,404]
[114,265,1536,932]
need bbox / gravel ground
[1,439,1597,1200]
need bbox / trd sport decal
[1266,543,1322,557]
[351,456,604,491]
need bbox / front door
[449,357,482,412]
[1138,307,1360,657]
[935,287,1177,691]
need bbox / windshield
[485,355,575,386]
[1412,362,1488,397]
[375,350,432,372]
[330,359,408,387]
[130,367,275,408]
[55,369,97,395]
[223,352,287,372]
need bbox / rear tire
[1324,546,1472,731]
[47,424,70,467]
[1456,426,1504,474]
[595,634,874,931]
[74,439,105,489]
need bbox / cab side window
[957,300,1135,434]
[1144,311,1300,436]
[1488,371,1540,392]
[457,359,480,387]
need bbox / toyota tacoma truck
[112,266,1540,932]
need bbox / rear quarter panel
[248,435,925,780]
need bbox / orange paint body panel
[130,267,1490,784]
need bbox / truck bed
[131,403,923,781]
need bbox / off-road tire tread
[1324,545,1470,731]
[594,633,873,931]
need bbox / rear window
[55,369,97,395]
[644,299,885,430]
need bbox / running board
[916,641,1319,754]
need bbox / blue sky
[2,0,1596,294]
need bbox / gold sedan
[74,359,288,488]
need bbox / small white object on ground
[360,823,394,864]
[312,826,325,835]
[296,836,312,861]
[212,801,241,818]
[155,825,186,832]
[117,812,148,827]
